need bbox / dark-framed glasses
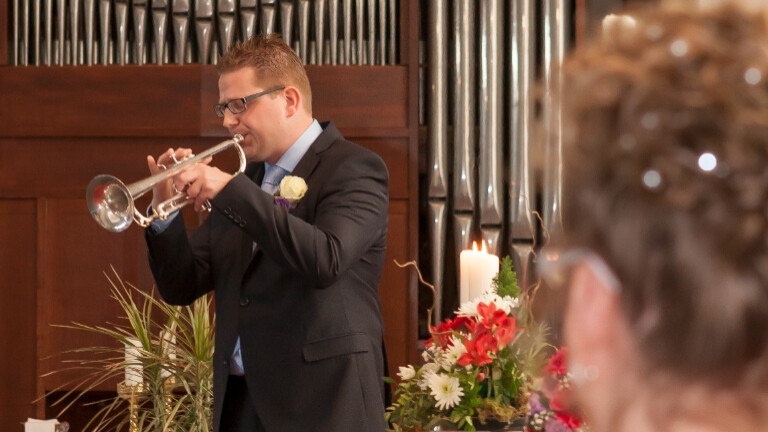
[213,85,285,118]
[537,247,621,293]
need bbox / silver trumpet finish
[86,135,246,233]
[116,1,129,64]
[84,0,96,65]
[151,0,169,64]
[194,0,213,63]
[355,0,364,64]
[329,0,339,64]
[452,0,475,213]
[428,200,448,324]
[99,0,112,64]
[508,0,536,242]
[133,0,149,65]
[478,0,504,227]
[541,0,569,236]
[297,0,310,64]
[218,0,237,55]
[172,0,191,64]
[313,0,326,65]
[280,1,295,48]
[239,0,258,41]
[342,0,352,64]
[261,1,277,34]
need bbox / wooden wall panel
[0,67,210,137]
[0,200,38,427]
[380,200,417,372]
[37,198,156,391]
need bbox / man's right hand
[146,147,194,211]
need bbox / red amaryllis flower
[457,332,496,366]
[494,316,519,348]
[477,302,508,329]
[426,316,474,349]
[544,347,568,377]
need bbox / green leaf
[493,256,520,298]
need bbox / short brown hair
[560,0,768,389]
[217,33,313,114]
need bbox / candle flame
[470,240,489,253]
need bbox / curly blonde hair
[560,0,768,390]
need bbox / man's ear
[282,86,302,118]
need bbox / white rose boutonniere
[274,175,307,209]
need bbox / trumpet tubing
[86,134,245,232]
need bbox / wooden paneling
[380,200,418,372]
[38,198,157,391]
[0,200,38,427]
[0,66,409,139]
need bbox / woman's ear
[564,262,630,372]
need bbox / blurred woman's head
[555,0,768,430]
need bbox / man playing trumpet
[144,33,390,432]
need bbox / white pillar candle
[124,337,143,386]
[159,330,177,379]
[459,240,500,305]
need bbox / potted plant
[44,268,215,432]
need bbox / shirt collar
[266,119,322,174]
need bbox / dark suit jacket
[145,122,390,432]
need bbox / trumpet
[86,134,246,232]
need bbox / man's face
[217,68,286,163]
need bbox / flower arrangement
[385,257,550,431]
[525,348,586,432]
[44,268,215,432]
[274,175,307,209]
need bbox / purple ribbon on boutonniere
[274,196,292,210]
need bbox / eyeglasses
[537,247,621,293]
[213,85,285,118]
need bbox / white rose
[397,365,417,381]
[278,176,308,202]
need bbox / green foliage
[493,256,520,298]
[43,268,215,432]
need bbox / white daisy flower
[427,373,464,410]
[442,336,466,367]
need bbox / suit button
[240,297,250,306]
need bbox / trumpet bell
[85,134,245,232]
[86,174,134,232]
